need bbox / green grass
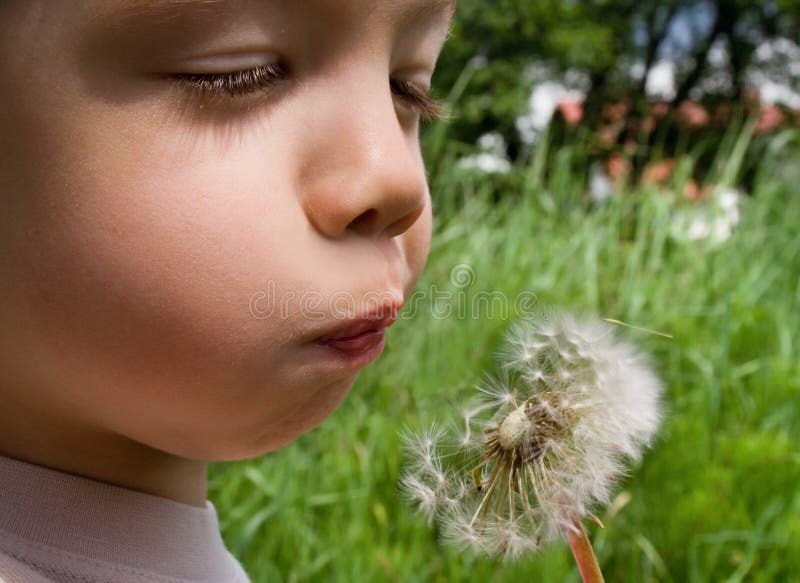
[209,127,800,582]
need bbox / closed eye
[389,78,446,121]
[170,62,286,99]
[169,63,446,121]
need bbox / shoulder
[0,549,55,583]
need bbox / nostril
[346,205,425,237]
[347,208,379,234]
[384,206,424,238]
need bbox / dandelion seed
[400,473,440,523]
[400,311,665,583]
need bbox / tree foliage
[432,0,800,154]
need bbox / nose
[298,79,429,239]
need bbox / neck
[0,394,208,507]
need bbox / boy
[0,0,455,580]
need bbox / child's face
[0,0,453,460]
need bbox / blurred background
[211,2,800,581]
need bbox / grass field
[208,125,800,582]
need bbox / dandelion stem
[566,521,605,583]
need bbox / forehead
[90,0,456,27]
[0,0,456,89]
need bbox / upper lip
[314,300,403,342]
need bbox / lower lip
[314,330,387,368]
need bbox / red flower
[558,100,584,126]
[754,106,785,135]
[676,101,710,129]
[642,159,676,186]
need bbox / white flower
[456,153,512,175]
[515,80,586,145]
[476,132,508,157]
[645,60,677,101]
[400,312,664,559]
[589,163,615,204]
[455,132,514,175]
[671,187,744,245]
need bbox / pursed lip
[314,311,399,343]
[309,296,403,374]
[310,299,403,365]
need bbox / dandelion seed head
[399,311,664,559]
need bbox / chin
[210,373,360,462]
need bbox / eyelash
[170,63,446,121]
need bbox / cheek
[0,111,351,459]
[401,192,433,297]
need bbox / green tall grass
[209,126,800,582]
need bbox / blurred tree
[673,0,800,102]
[432,0,800,156]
